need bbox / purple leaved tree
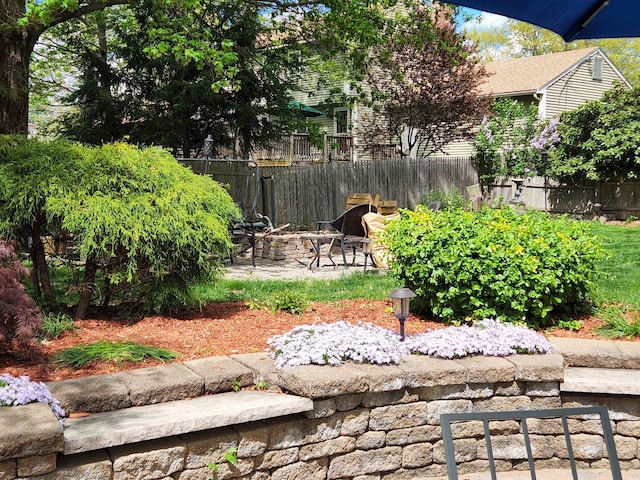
[0,240,42,349]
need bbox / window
[334,109,349,134]
[592,56,603,81]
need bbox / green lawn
[590,222,640,307]
[196,271,398,305]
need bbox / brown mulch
[1,298,632,384]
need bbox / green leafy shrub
[547,85,640,181]
[553,318,584,332]
[249,291,308,315]
[266,291,308,315]
[383,205,604,327]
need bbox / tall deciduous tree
[53,2,305,156]
[467,18,567,62]
[362,4,489,158]
[1,0,398,136]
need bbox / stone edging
[46,352,564,415]
[3,339,640,479]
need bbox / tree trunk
[0,0,40,135]
[76,256,98,319]
[30,218,54,298]
[30,262,42,299]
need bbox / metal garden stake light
[389,288,416,341]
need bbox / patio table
[299,232,344,269]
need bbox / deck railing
[251,133,354,163]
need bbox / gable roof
[478,47,600,96]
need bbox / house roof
[478,47,600,96]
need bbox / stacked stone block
[2,353,640,479]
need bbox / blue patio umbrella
[446,0,640,41]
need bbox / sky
[461,7,508,31]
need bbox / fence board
[179,157,640,225]
[184,157,477,229]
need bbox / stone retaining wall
[2,353,640,479]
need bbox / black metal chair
[317,203,378,267]
[440,405,622,480]
[230,215,272,267]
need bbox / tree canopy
[1,0,400,137]
[361,4,489,158]
[466,18,640,86]
[547,85,640,181]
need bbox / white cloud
[462,8,509,31]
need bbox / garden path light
[389,288,416,341]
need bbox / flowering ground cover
[0,373,65,423]
[268,319,552,368]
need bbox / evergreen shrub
[383,205,604,327]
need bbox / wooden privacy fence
[179,157,479,229]
[178,157,640,226]
[489,176,640,220]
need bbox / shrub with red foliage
[0,240,42,347]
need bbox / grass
[52,341,178,369]
[589,222,640,307]
[193,271,398,305]
[594,305,640,338]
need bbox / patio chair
[440,405,622,480]
[317,203,378,267]
[230,211,273,268]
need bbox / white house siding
[543,54,624,119]
[435,138,475,158]
[291,68,335,107]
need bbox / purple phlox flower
[268,321,409,368]
[0,374,65,424]
[404,319,552,359]
[267,320,551,368]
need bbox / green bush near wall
[384,205,604,327]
